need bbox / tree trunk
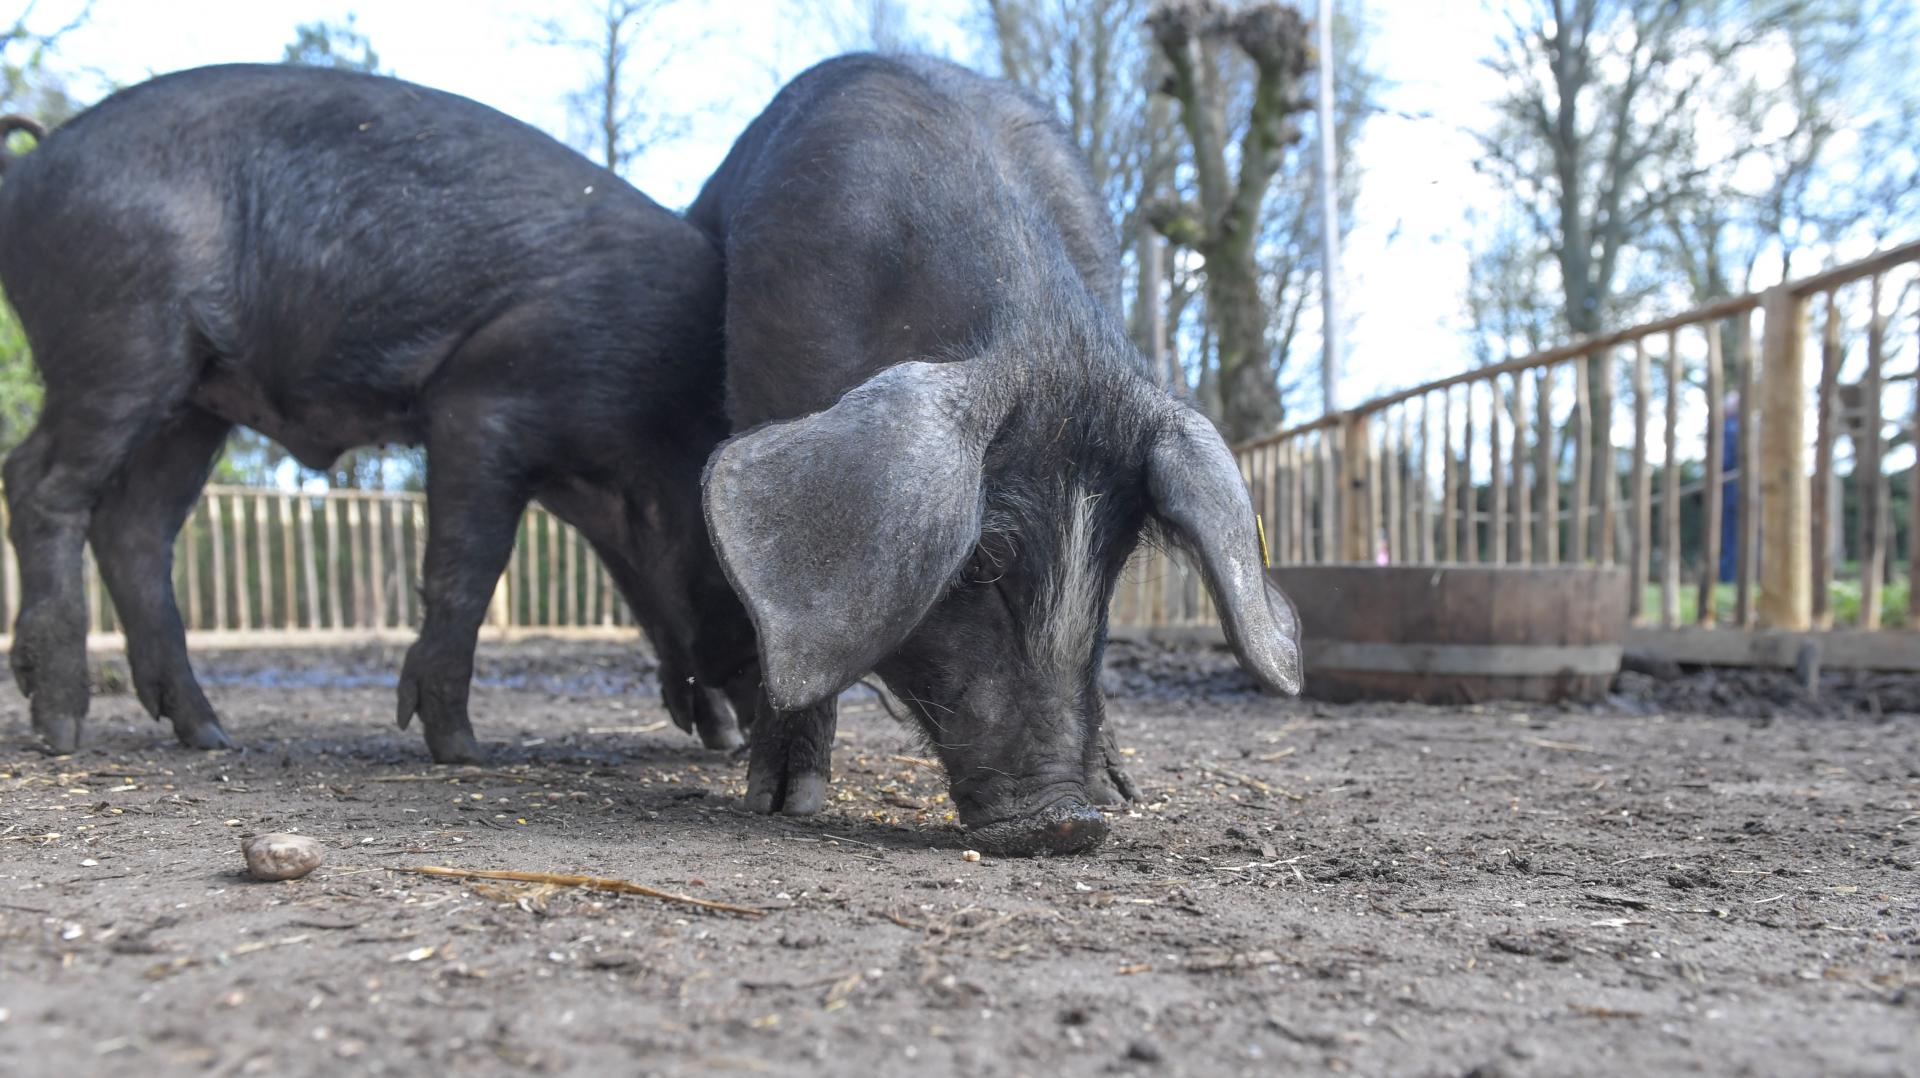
[1133,220,1173,390]
[1211,254,1284,441]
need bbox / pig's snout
[966,798,1109,857]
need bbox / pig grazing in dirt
[0,65,759,760]
[689,54,1302,856]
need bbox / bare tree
[1147,0,1314,442]
[1480,2,1737,341]
[542,0,685,176]
[986,1,1155,223]
[980,1,1186,386]
[1660,0,1920,302]
[1476,1,1788,552]
[282,14,382,73]
[1467,212,1558,366]
[816,0,925,52]
[1,1,87,123]
[1477,0,1920,556]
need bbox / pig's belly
[191,367,424,472]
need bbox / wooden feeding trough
[1268,565,1629,704]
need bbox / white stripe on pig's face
[1027,487,1104,697]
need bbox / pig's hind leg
[4,362,191,754]
[88,406,235,749]
[396,437,529,764]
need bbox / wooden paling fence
[1115,240,1920,669]
[0,485,638,649]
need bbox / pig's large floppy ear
[1148,406,1303,695]
[703,361,987,711]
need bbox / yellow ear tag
[1255,513,1271,569]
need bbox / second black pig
[0,65,759,760]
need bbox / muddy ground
[0,639,1915,1077]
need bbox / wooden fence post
[1630,340,1651,624]
[1813,294,1840,628]
[1912,303,1920,626]
[277,495,296,629]
[299,497,319,631]
[1441,391,1458,562]
[1859,275,1886,629]
[1758,286,1812,629]
[1510,376,1529,564]
[1536,368,1558,564]
[1461,386,1476,562]
[1662,329,1681,628]
[253,495,272,628]
[1572,356,1591,563]
[1320,428,1338,563]
[1699,323,1725,627]
[1489,381,1506,564]
[0,499,15,631]
[209,495,227,631]
[1596,350,1617,566]
[1735,317,1760,626]
[230,494,251,632]
[181,505,199,631]
[489,572,511,634]
[1342,411,1372,562]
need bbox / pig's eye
[962,536,1014,585]
[962,551,1004,585]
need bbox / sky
[19,0,1519,414]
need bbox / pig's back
[0,65,692,379]
[688,54,1121,426]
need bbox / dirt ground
[0,639,1915,1078]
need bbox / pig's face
[872,466,1152,854]
[703,341,1301,856]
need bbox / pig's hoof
[1090,724,1139,806]
[968,803,1109,857]
[744,768,827,816]
[35,712,81,756]
[174,719,233,751]
[1088,758,1140,807]
[778,771,826,815]
[424,726,484,765]
[174,718,234,751]
[697,719,745,753]
[10,652,37,699]
[1087,774,1122,808]
[670,682,746,752]
[745,784,776,815]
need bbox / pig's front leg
[744,691,836,815]
[88,407,235,750]
[397,454,528,765]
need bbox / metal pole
[1317,0,1340,416]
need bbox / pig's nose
[970,801,1109,857]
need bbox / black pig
[689,55,1302,856]
[0,65,758,760]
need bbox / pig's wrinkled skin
[689,54,1303,857]
[0,65,758,760]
